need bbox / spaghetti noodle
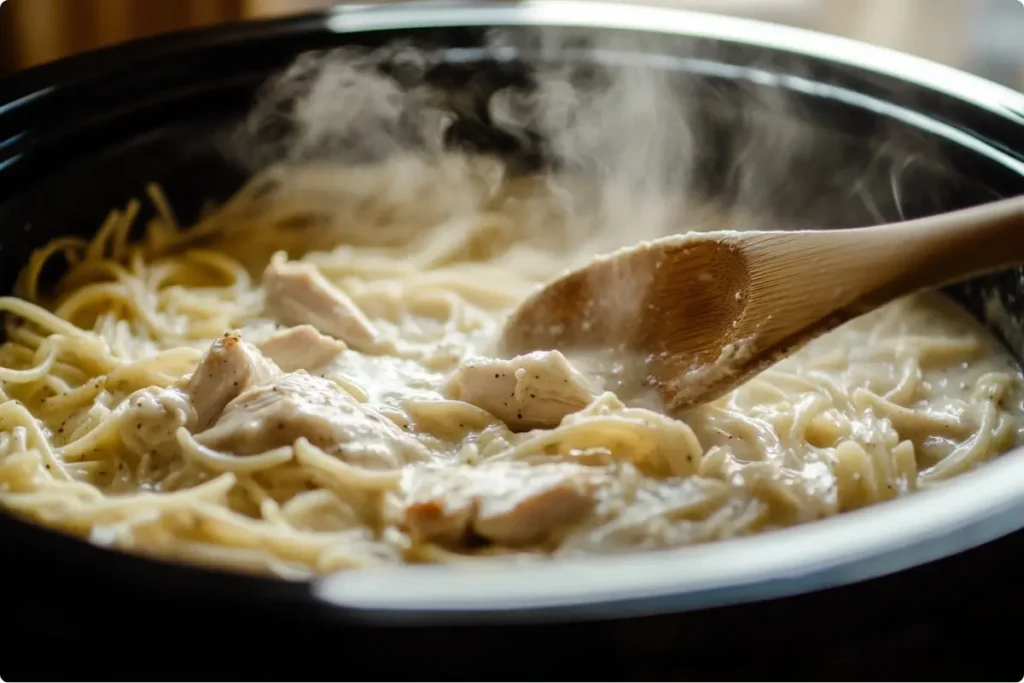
[0,156,1020,577]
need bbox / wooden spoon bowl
[500,196,1024,412]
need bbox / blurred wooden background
[0,0,335,74]
[1,0,1021,87]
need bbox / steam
[236,46,453,167]
[225,27,949,297]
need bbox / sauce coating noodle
[0,157,1021,577]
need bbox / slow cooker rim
[325,0,1024,122]
[0,0,1023,625]
[1,0,1022,125]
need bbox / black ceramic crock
[1,2,1023,679]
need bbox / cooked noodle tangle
[0,159,1021,578]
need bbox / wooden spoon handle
[723,195,1024,374]
[849,195,1024,305]
[740,196,1024,312]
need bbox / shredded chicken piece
[401,461,607,547]
[262,253,378,351]
[184,332,281,430]
[444,350,597,431]
[119,385,193,456]
[194,371,427,468]
[259,324,347,372]
[120,332,278,452]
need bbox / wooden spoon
[499,196,1024,412]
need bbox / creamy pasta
[0,155,1021,578]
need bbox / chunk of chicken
[259,325,347,372]
[263,254,378,352]
[119,385,194,455]
[194,371,427,468]
[183,332,281,430]
[120,332,279,452]
[443,351,597,431]
[401,461,607,547]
